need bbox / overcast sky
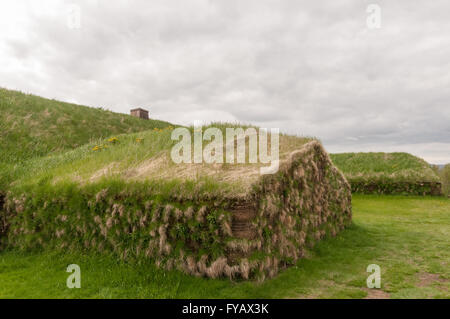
[1,1,449,163]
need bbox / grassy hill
[0,88,172,188]
[330,152,441,195]
[0,88,171,163]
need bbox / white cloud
[0,0,449,163]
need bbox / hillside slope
[330,152,441,195]
[0,88,172,164]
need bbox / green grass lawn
[0,195,448,299]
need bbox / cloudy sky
[1,1,449,163]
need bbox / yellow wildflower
[108,137,118,144]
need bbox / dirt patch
[42,108,51,117]
[417,272,447,287]
[363,288,390,299]
[124,152,261,194]
[56,116,69,124]
[124,153,169,179]
[89,162,120,182]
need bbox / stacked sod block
[349,179,442,195]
